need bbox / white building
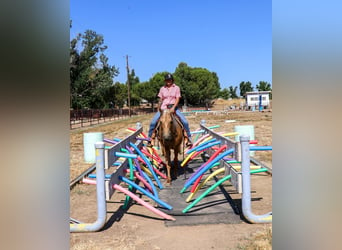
[245,91,271,110]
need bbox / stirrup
[185,139,192,148]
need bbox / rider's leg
[148,111,161,146]
[175,109,192,146]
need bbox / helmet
[164,73,174,81]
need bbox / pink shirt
[158,84,181,110]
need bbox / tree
[239,81,254,97]
[218,88,230,99]
[229,86,238,98]
[70,29,119,109]
[256,81,272,91]
[106,82,127,108]
[174,62,221,106]
[136,73,165,111]
[128,69,141,106]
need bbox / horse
[156,109,184,183]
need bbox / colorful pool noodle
[120,148,136,209]
[184,145,227,188]
[127,128,149,139]
[115,152,138,159]
[182,138,222,166]
[125,146,159,198]
[221,132,239,137]
[113,184,175,221]
[186,162,220,199]
[130,142,163,189]
[137,156,167,180]
[136,137,151,141]
[208,125,220,129]
[139,155,159,169]
[190,134,211,149]
[119,176,172,210]
[182,168,268,213]
[141,148,165,166]
[88,174,112,179]
[229,165,261,170]
[191,128,203,143]
[191,130,206,135]
[181,148,207,167]
[249,146,272,151]
[225,159,240,163]
[125,146,147,180]
[186,166,225,202]
[192,125,221,134]
[140,170,159,198]
[82,178,96,185]
[186,138,217,154]
[146,146,164,164]
[140,164,153,177]
[181,148,235,192]
[189,161,221,196]
[103,138,118,144]
[125,169,153,193]
[142,148,163,163]
[194,141,221,152]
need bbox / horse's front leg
[165,149,172,183]
[173,148,179,179]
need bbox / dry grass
[236,226,272,250]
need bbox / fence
[70,107,154,129]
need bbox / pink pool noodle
[124,169,153,193]
[82,178,96,185]
[141,148,164,165]
[113,184,175,221]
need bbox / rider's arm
[157,98,162,112]
[170,97,180,113]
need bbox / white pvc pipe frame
[199,122,272,223]
[70,126,144,232]
[240,135,272,223]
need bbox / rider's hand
[170,107,175,113]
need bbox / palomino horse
[157,109,184,183]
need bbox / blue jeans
[148,109,191,139]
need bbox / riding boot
[184,136,193,148]
[147,132,156,147]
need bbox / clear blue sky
[70,0,271,89]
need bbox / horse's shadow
[160,160,194,181]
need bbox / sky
[70,0,271,89]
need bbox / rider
[147,73,192,148]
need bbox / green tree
[174,62,220,106]
[218,88,230,99]
[229,86,238,98]
[70,29,119,109]
[136,73,165,111]
[128,69,141,106]
[239,81,254,97]
[256,81,272,91]
[106,82,127,108]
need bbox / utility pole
[126,55,131,117]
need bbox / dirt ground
[70,110,272,250]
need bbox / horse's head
[159,109,174,142]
